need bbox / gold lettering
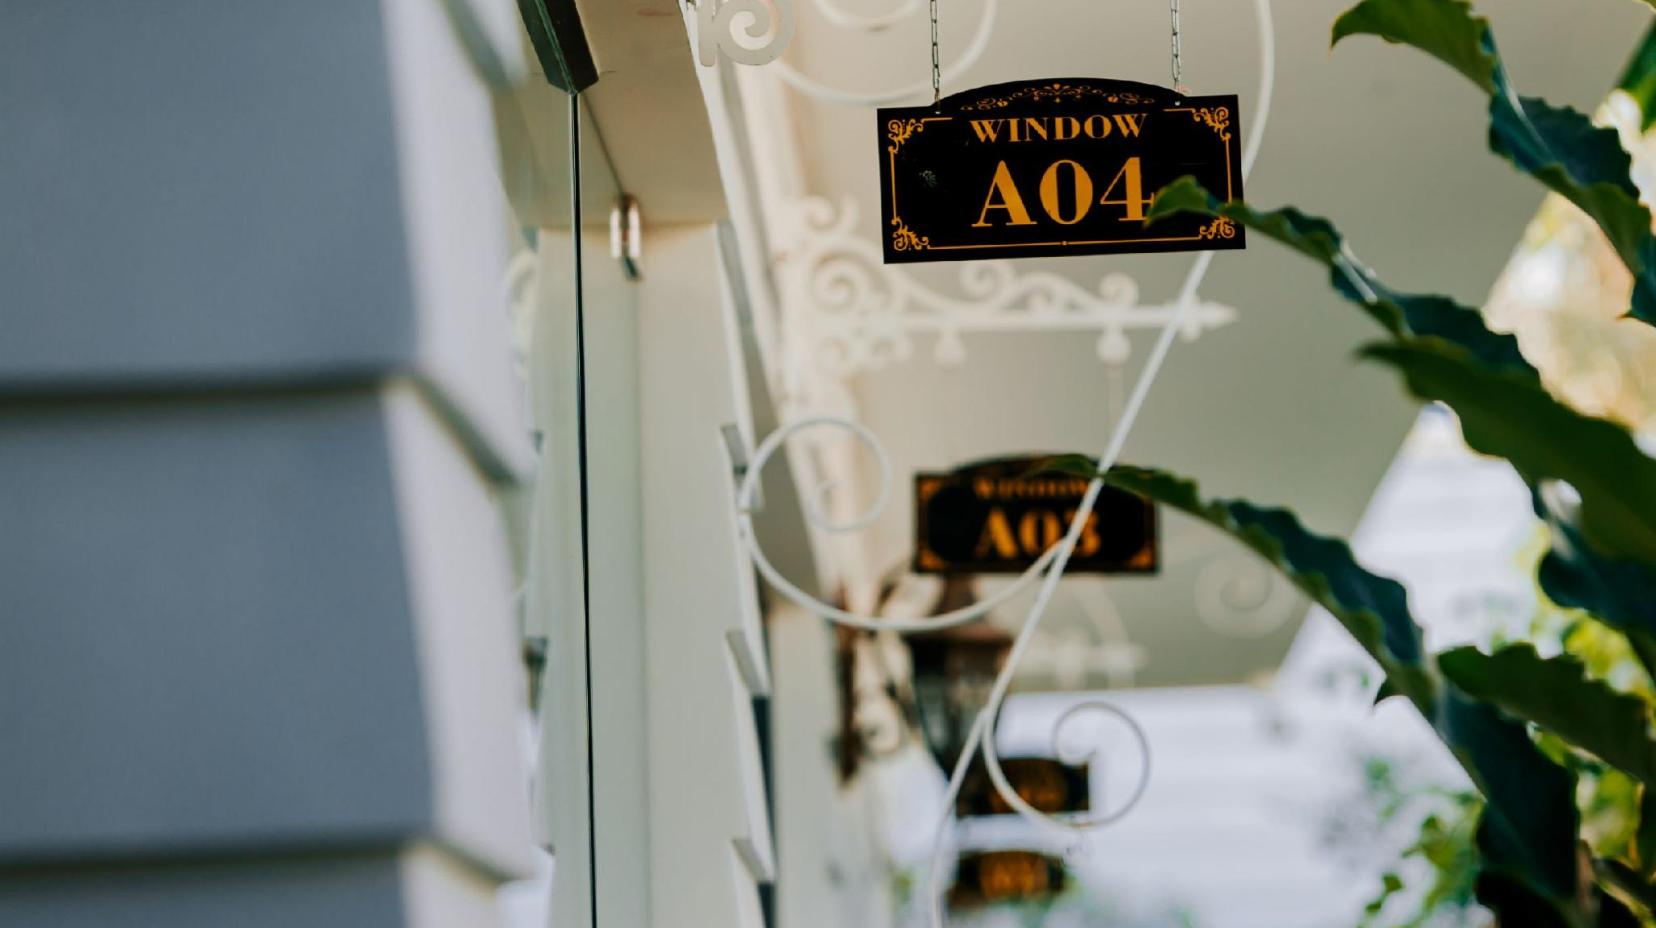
[968,119,1004,143]
[982,477,1090,499]
[1099,156,1152,222]
[1018,510,1063,555]
[1068,509,1103,557]
[966,114,1144,144]
[1038,159,1093,225]
[974,508,1020,559]
[980,855,1048,900]
[972,161,1036,227]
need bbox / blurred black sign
[914,456,1156,575]
[877,77,1244,263]
[955,755,1090,819]
[948,851,1068,909]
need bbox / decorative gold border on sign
[891,219,930,252]
[915,477,945,506]
[910,471,1159,574]
[1166,106,1232,142]
[886,116,950,153]
[914,476,947,571]
[1198,217,1237,240]
[889,117,953,223]
[886,102,1239,254]
[959,83,1158,112]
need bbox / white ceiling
[755,0,1651,687]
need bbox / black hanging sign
[955,755,1090,819]
[878,78,1243,264]
[948,851,1068,909]
[914,455,1157,575]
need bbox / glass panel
[492,76,589,928]
[489,77,636,928]
[570,93,648,928]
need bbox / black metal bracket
[517,0,598,93]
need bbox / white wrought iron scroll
[788,196,1238,375]
[694,0,796,67]
[731,0,1277,923]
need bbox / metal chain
[928,0,1182,105]
[1170,0,1185,93]
[930,0,941,106]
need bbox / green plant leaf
[1331,0,1496,93]
[1333,0,1656,325]
[1487,88,1650,271]
[1441,692,1583,906]
[1148,177,1342,264]
[1485,80,1656,325]
[1362,340,1656,568]
[1535,494,1656,649]
[1374,677,1401,706]
[1037,457,1437,704]
[1148,178,1534,375]
[1634,240,1656,329]
[1617,22,1656,133]
[1490,93,1639,201]
[1473,870,1573,928]
[1364,871,1405,918]
[1439,644,1656,785]
[1596,884,1644,928]
[1331,0,1640,243]
[1638,785,1656,877]
[1595,859,1656,919]
[1056,459,1584,910]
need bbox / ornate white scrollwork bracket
[769,0,1000,106]
[782,197,1239,376]
[692,0,796,66]
[733,416,1155,813]
[688,0,993,103]
[723,0,1277,920]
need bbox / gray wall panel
[0,391,432,860]
[0,854,408,927]
[0,3,413,387]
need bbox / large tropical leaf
[1440,644,1656,784]
[1441,690,1582,909]
[1038,458,1436,705]
[1617,22,1656,133]
[1619,25,1656,324]
[1535,491,1656,654]
[1333,0,1656,324]
[1488,75,1656,324]
[1148,178,1534,376]
[1489,93,1639,200]
[1472,870,1573,928]
[1363,341,1656,568]
[1593,862,1654,926]
[1487,87,1650,272]
[1638,787,1656,877]
[1331,0,1496,93]
[1046,460,1584,911]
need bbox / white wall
[638,224,778,928]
